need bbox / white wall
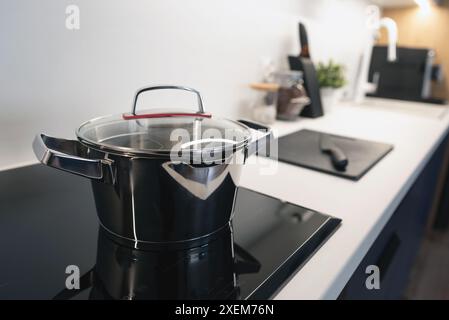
[0,0,371,169]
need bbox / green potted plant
[316,60,347,113]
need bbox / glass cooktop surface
[0,165,340,299]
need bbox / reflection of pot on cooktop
[53,225,261,300]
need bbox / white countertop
[238,97,449,300]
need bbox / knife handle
[328,148,348,171]
[299,23,310,58]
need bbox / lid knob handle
[132,85,205,114]
[123,85,209,120]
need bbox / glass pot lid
[76,86,252,158]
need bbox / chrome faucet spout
[354,5,398,103]
[379,17,398,62]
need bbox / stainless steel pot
[33,85,271,244]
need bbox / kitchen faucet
[354,5,398,103]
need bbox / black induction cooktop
[0,165,341,300]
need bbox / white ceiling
[370,0,416,8]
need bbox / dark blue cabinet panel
[340,133,448,299]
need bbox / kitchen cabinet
[339,132,449,299]
[431,141,449,230]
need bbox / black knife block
[288,56,324,118]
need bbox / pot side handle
[33,134,114,183]
[237,119,273,157]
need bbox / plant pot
[320,87,343,114]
